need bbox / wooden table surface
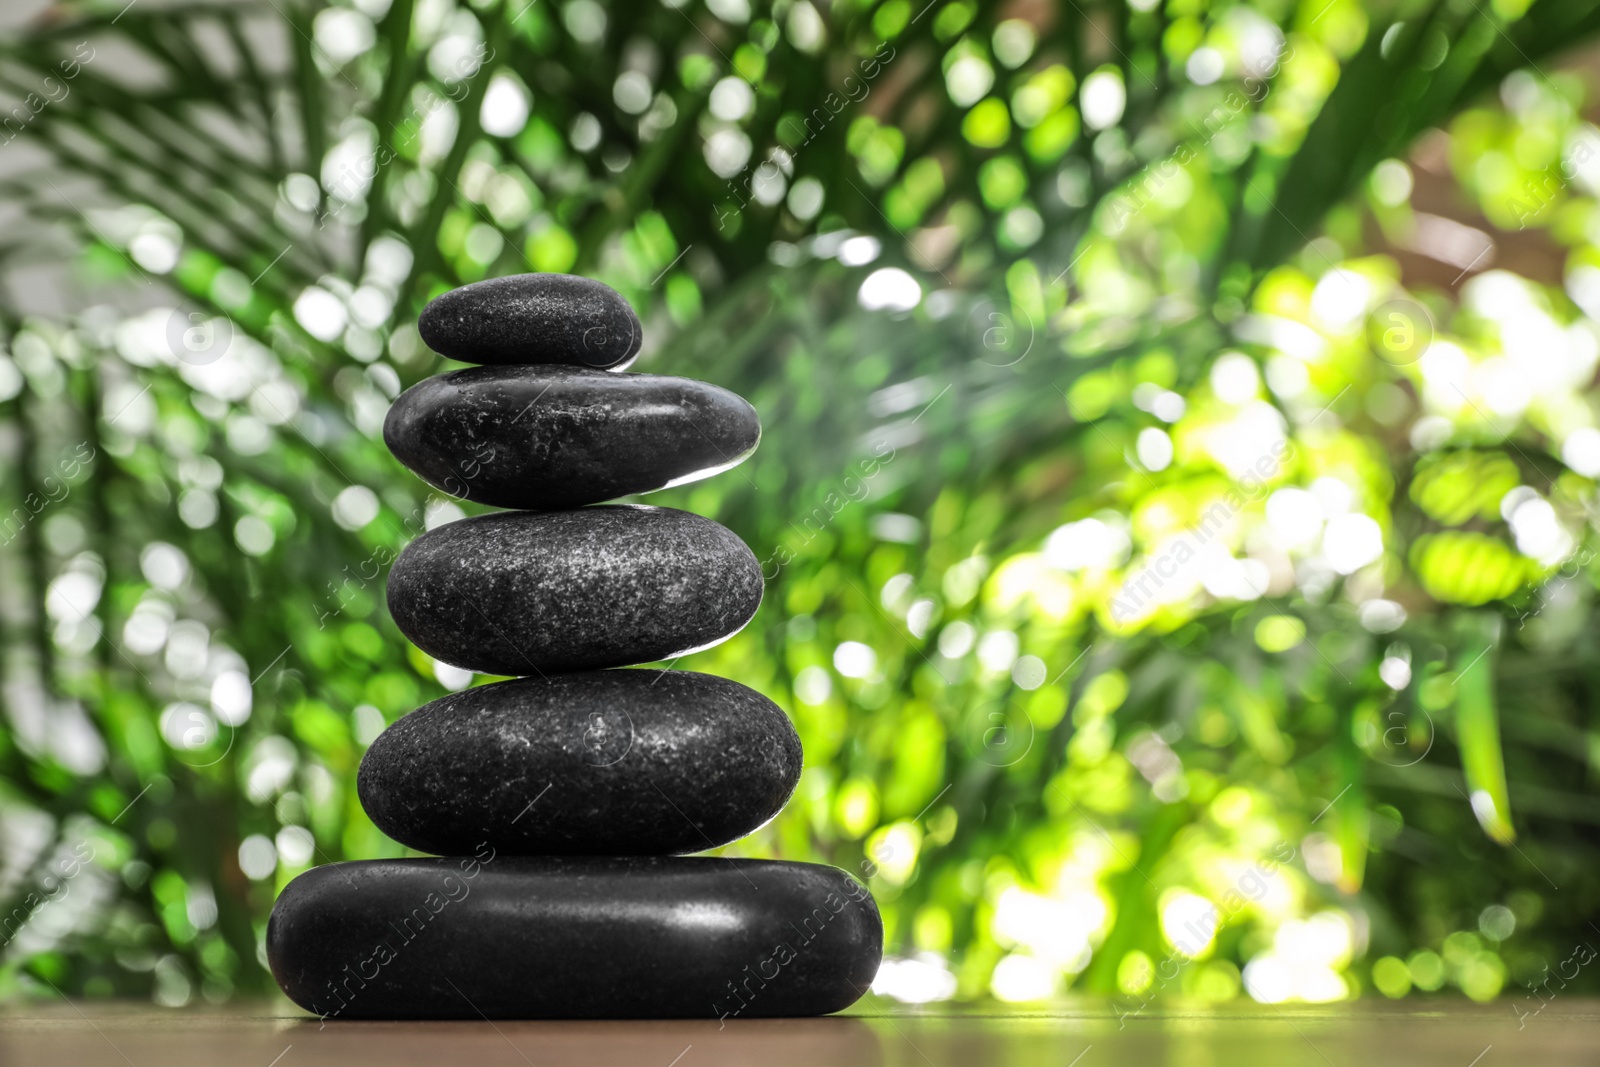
[1,998,1591,1066]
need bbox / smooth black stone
[268,857,882,1019]
[386,506,763,675]
[358,670,802,856]
[418,274,642,369]
[382,366,760,510]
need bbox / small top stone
[418,273,642,370]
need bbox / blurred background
[1,0,1599,1013]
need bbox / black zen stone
[268,856,882,1019]
[418,274,642,370]
[383,366,760,510]
[358,670,802,856]
[386,506,763,676]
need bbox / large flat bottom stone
[267,857,882,1020]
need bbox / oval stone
[358,670,801,856]
[418,274,642,369]
[268,856,882,1019]
[386,506,763,675]
[383,366,760,510]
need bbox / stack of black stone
[267,274,882,1020]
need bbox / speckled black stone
[382,366,761,510]
[418,274,642,369]
[386,506,763,676]
[358,670,801,856]
[267,856,882,1019]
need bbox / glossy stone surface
[383,366,761,510]
[267,857,882,1019]
[418,274,642,370]
[358,670,801,856]
[386,506,763,676]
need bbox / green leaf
[1454,618,1516,844]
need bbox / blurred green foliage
[3,0,1600,1011]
